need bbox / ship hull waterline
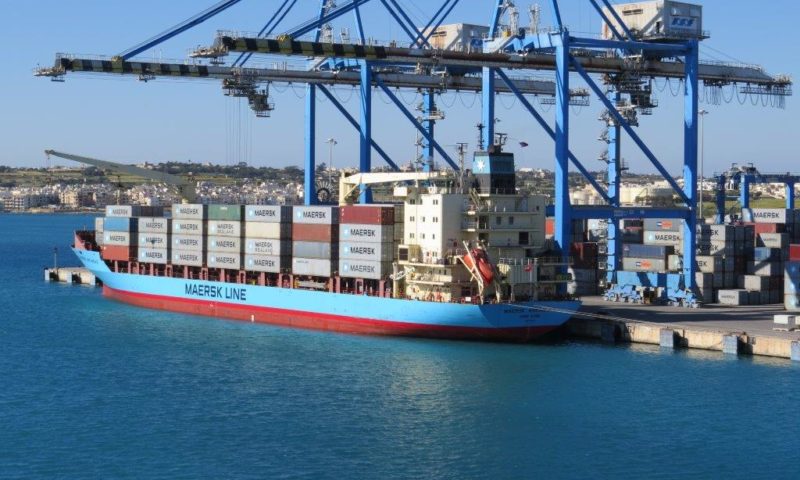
[75,248,581,342]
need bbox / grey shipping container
[340,242,394,262]
[622,257,667,272]
[757,233,789,249]
[138,217,171,234]
[172,234,205,251]
[138,233,169,249]
[172,204,208,220]
[208,220,242,238]
[172,220,205,235]
[292,258,333,277]
[245,238,291,256]
[339,224,394,244]
[138,248,169,265]
[742,208,792,224]
[171,250,204,267]
[643,218,682,232]
[105,205,141,217]
[245,254,290,273]
[293,206,340,225]
[339,259,391,280]
[103,231,137,246]
[207,253,241,270]
[717,289,749,306]
[207,236,242,253]
[747,261,782,277]
[292,241,338,259]
[245,222,292,239]
[245,205,293,223]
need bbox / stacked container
[137,216,171,265]
[244,205,293,273]
[206,205,243,270]
[292,206,340,277]
[339,205,395,280]
[101,215,138,261]
[170,203,207,267]
[785,247,800,311]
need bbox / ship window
[421,233,426,239]
[409,198,416,204]
[433,217,439,223]
[410,233,415,239]
[433,199,439,205]
[496,216,502,225]
[422,217,426,222]
[432,234,436,240]
[509,216,515,226]
[398,247,409,261]
[519,232,529,245]
[410,216,415,222]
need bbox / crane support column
[682,39,700,291]
[554,32,571,258]
[359,61,373,203]
[715,175,727,224]
[787,182,795,209]
[422,89,435,171]
[606,91,622,281]
[304,84,317,205]
[482,67,495,150]
[740,176,751,209]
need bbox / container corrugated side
[339,205,394,225]
[103,231,137,246]
[172,204,208,220]
[292,241,338,259]
[171,250,204,267]
[293,206,340,225]
[245,205,292,223]
[340,242,394,262]
[105,205,141,217]
[245,222,292,239]
[138,217,171,234]
[643,218,682,232]
[339,224,394,244]
[137,248,169,264]
[244,254,290,273]
[171,234,205,251]
[292,224,338,242]
[104,217,138,232]
[245,238,291,256]
[207,253,241,269]
[208,220,242,238]
[207,236,243,253]
[138,233,169,249]
[743,208,792,224]
[643,230,682,246]
[172,220,205,235]
[101,245,136,261]
[291,258,332,277]
[208,204,243,221]
[339,259,391,280]
[622,257,667,272]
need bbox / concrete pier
[44,267,99,286]
[569,296,800,361]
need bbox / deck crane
[44,150,197,203]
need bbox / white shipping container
[172,234,205,251]
[718,289,749,306]
[207,253,241,270]
[742,208,792,224]
[171,250,204,267]
[245,205,292,223]
[245,238,291,256]
[340,242,394,262]
[104,231,136,246]
[208,220,241,237]
[172,220,205,235]
[293,241,337,259]
[138,233,169,249]
[757,233,789,249]
[172,203,207,220]
[105,205,139,217]
[94,217,104,232]
[339,259,391,280]
[208,236,242,253]
[138,248,169,264]
[245,222,292,239]
[293,206,339,225]
[696,255,724,273]
[292,257,332,277]
[644,230,682,246]
[138,217,170,234]
[601,1,704,41]
[244,254,290,273]
[747,261,782,277]
[696,240,733,256]
[697,224,734,242]
[339,224,394,244]
[743,275,770,292]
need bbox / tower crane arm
[44,149,197,203]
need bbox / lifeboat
[462,248,495,285]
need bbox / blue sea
[1,213,799,479]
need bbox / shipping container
[244,254,290,273]
[207,253,241,270]
[743,275,770,292]
[339,224,394,244]
[292,223,338,242]
[742,208,792,224]
[644,230,682,245]
[245,222,292,239]
[137,217,170,234]
[208,204,243,221]
[172,234,205,251]
[339,259,391,279]
[757,233,789,249]
[695,255,724,273]
[747,261,782,277]
[293,206,340,225]
[245,238,291,256]
[621,228,644,243]
[718,289,749,306]
[622,257,667,272]
[292,241,338,259]
[104,231,137,246]
[790,244,800,262]
[694,272,713,288]
[622,243,673,259]
[696,240,733,256]
[208,220,242,238]
[753,247,781,262]
[292,257,333,277]
[749,222,785,235]
[339,205,395,225]
[697,224,734,242]
[245,205,293,223]
[340,241,394,262]
[137,248,169,264]
[207,236,242,253]
[172,220,205,235]
[643,218,682,232]
[101,245,135,261]
[105,205,141,217]
[171,250,204,267]
[138,233,169,249]
[172,203,208,220]
[104,217,138,232]
[786,294,800,311]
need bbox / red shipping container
[292,223,339,242]
[101,245,136,261]
[545,218,555,235]
[339,205,394,225]
[752,223,785,235]
[790,244,800,262]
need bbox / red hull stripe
[103,286,556,342]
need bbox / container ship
[72,149,581,341]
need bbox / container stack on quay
[291,206,340,278]
[244,205,293,274]
[339,205,396,281]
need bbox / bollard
[722,335,741,355]
[659,329,676,349]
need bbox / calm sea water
[1,213,799,479]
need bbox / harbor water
[2,213,800,479]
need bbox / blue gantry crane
[714,164,798,223]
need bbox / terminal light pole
[326,137,337,186]
[698,109,709,221]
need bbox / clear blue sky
[1,0,797,177]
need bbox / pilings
[44,267,99,286]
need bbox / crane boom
[45,149,197,203]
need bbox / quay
[569,296,800,361]
[44,267,99,286]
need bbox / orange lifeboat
[462,249,494,285]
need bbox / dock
[569,296,800,361]
[44,267,100,286]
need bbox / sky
[1,0,798,178]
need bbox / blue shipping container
[753,247,780,262]
[622,243,674,259]
[103,217,138,232]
